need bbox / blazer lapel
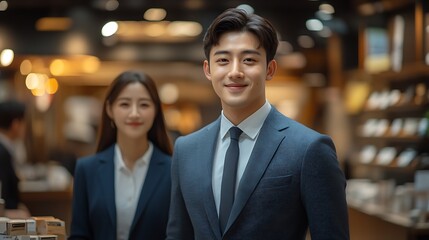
[96,146,117,228]
[201,119,223,240]
[226,108,289,232]
[130,146,166,231]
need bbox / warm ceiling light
[45,78,59,94]
[306,19,323,31]
[20,60,32,75]
[102,21,119,37]
[26,73,48,96]
[25,73,39,90]
[36,17,72,31]
[50,59,67,76]
[319,3,335,14]
[31,74,49,96]
[0,0,8,11]
[0,49,13,66]
[144,8,167,21]
[167,21,202,37]
[49,55,100,76]
[105,0,119,11]
[113,20,202,42]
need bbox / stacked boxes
[0,217,65,240]
[0,236,30,240]
[32,217,65,240]
[28,236,57,240]
[0,218,27,236]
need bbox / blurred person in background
[69,71,172,240]
[166,8,349,240]
[0,99,31,218]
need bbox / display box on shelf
[25,219,36,236]
[31,217,65,240]
[0,218,27,236]
[0,236,30,240]
[29,235,57,240]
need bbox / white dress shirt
[114,142,153,240]
[212,101,271,214]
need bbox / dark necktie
[219,126,243,233]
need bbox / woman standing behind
[69,71,172,240]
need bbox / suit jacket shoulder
[0,142,20,209]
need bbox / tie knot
[229,127,242,140]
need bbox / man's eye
[216,58,228,63]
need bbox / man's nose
[228,60,244,79]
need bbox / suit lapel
[130,146,166,231]
[226,108,288,232]
[96,146,116,228]
[201,119,223,240]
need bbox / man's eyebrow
[242,50,261,55]
[213,49,261,55]
[213,50,229,56]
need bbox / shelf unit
[345,1,429,239]
[350,63,429,183]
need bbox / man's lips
[225,83,246,91]
[225,83,245,87]
[225,83,247,88]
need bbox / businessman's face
[204,31,276,122]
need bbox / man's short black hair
[0,99,26,129]
[203,8,279,63]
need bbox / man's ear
[266,59,277,81]
[203,60,212,81]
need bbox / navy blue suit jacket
[0,142,20,209]
[167,107,349,240]
[69,144,171,240]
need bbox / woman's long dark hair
[96,70,173,155]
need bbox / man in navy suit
[0,99,31,219]
[166,8,349,240]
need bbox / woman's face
[107,82,156,142]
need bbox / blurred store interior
[1,0,429,239]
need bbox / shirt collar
[114,142,153,172]
[220,100,271,140]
